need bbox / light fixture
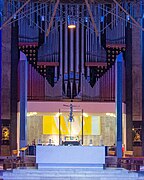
[83,113,88,117]
[126,15,130,21]
[27,112,37,117]
[41,16,44,21]
[55,112,62,117]
[68,16,76,29]
[13,14,17,19]
[106,113,116,117]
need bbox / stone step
[11,167,133,173]
[3,172,139,179]
[6,169,137,176]
[5,172,138,177]
[2,176,143,180]
[2,167,144,180]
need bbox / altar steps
[2,167,144,180]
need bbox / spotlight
[41,16,44,21]
[68,16,76,29]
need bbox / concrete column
[125,23,133,151]
[115,53,123,158]
[0,1,3,154]
[142,14,144,155]
[20,51,27,148]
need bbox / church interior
[0,0,144,159]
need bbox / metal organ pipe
[60,4,63,76]
[87,23,90,62]
[70,28,74,99]
[54,22,58,83]
[86,23,90,81]
[81,5,84,96]
[81,5,84,75]
[44,4,48,43]
[54,66,58,83]
[75,5,79,96]
[70,30,74,72]
[89,27,91,62]
[64,5,68,95]
[49,32,52,62]
[56,24,59,63]
[91,31,94,61]
[94,6,97,61]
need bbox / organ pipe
[54,67,58,83]
[64,5,68,75]
[75,5,79,74]
[64,5,68,96]
[12,1,130,100]
[86,22,90,80]
[87,23,90,62]
[75,5,80,95]
[70,29,74,73]
[70,28,74,98]
[60,4,63,76]
[44,4,47,43]
[81,5,84,75]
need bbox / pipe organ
[7,0,135,100]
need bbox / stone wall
[27,115,116,146]
[1,0,11,155]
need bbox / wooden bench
[3,156,21,170]
[124,151,133,157]
[105,156,117,167]
[118,157,144,171]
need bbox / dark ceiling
[17,0,135,4]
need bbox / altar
[36,145,105,169]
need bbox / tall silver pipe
[89,30,92,62]
[54,25,58,83]
[94,5,97,61]
[64,5,68,95]
[70,28,74,98]
[92,31,94,61]
[70,81,73,99]
[81,5,84,75]
[80,5,85,97]
[70,29,74,72]
[54,67,58,83]
[64,5,68,74]
[36,3,39,25]
[60,4,63,76]
[44,4,48,43]
[75,5,79,74]
[49,32,52,61]
[53,31,55,62]
[86,29,88,62]
[29,2,33,26]
[87,23,90,62]
[56,28,59,62]
[87,67,90,81]
[86,22,90,81]
[75,5,80,95]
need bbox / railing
[27,95,115,102]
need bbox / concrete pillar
[115,53,123,158]
[142,13,144,155]
[20,51,27,148]
[0,0,3,154]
